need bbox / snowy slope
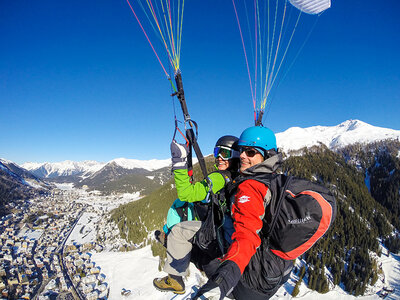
[0,159,22,180]
[276,120,400,153]
[61,192,400,300]
[91,248,205,300]
[0,158,49,189]
[89,244,400,300]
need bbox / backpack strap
[263,175,292,247]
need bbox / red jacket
[220,179,269,273]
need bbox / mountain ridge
[0,159,51,216]
[276,119,400,153]
[2,119,399,196]
[21,158,171,179]
[18,119,400,178]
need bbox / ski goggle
[214,146,239,161]
[240,147,264,157]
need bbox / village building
[86,290,99,300]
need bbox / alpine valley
[1,119,400,300]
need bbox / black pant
[232,271,291,300]
[193,256,290,300]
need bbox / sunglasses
[240,147,261,157]
[214,146,239,160]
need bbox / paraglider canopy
[231,0,331,126]
[289,0,331,15]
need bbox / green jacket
[162,168,228,234]
[173,168,228,203]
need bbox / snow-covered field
[89,245,400,300]
[91,247,205,300]
[380,252,400,300]
[63,188,400,300]
[67,212,99,245]
[55,182,142,212]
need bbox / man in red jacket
[194,126,293,300]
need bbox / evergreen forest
[0,169,36,217]
[111,140,400,296]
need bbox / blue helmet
[238,126,277,153]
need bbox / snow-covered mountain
[0,158,51,206]
[21,160,104,178]
[18,119,400,178]
[22,158,171,179]
[276,119,400,153]
[110,158,171,171]
[0,158,46,186]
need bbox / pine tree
[292,280,301,297]
[299,265,306,279]
[321,279,329,294]
[308,273,314,291]
[370,271,378,285]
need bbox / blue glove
[171,140,189,170]
[192,260,241,300]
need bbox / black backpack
[233,173,336,260]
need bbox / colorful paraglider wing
[289,0,331,14]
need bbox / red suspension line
[146,0,175,70]
[126,0,169,77]
[148,0,175,68]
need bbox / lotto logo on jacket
[238,195,251,203]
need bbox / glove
[154,230,167,248]
[171,140,189,171]
[191,280,220,299]
[191,260,241,300]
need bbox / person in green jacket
[153,135,240,294]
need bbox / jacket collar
[240,152,282,176]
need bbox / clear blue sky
[1,0,399,164]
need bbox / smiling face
[216,156,231,171]
[239,147,264,172]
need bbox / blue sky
[1,0,399,164]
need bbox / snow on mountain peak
[15,120,400,176]
[276,120,400,152]
[338,119,365,130]
[111,158,171,171]
[21,160,106,178]
[22,158,172,178]
[0,158,13,165]
[0,159,9,171]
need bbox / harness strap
[173,71,208,179]
[186,125,208,179]
[267,176,291,238]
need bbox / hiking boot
[155,230,167,248]
[153,275,185,294]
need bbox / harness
[192,170,235,257]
